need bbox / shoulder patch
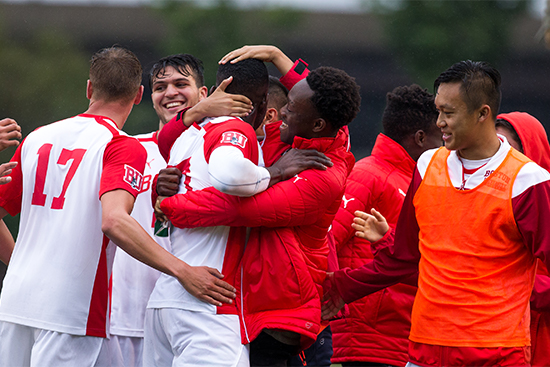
[220,131,248,149]
[123,164,143,191]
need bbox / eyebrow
[152,76,191,86]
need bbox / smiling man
[323,60,550,366]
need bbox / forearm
[103,209,188,278]
[0,217,14,265]
[162,174,329,229]
[209,146,270,197]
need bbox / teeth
[166,102,183,109]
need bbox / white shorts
[143,308,249,367]
[0,321,123,367]
[111,335,143,367]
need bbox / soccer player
[329,84,441,367]
[0,46,235,367]
[323,61,550,366]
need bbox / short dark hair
[382,84,438,144]
[306,66,361,131]
[434,60,501,117]
[89,46,142,103]
[216,58,269,106]
[267,75,288,113]
[149,54,205,90]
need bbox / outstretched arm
[158,77,253,161]
[160,160,340,229]
[220,45,294,76]
[101,189,236,307]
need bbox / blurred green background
[0,0,547,243]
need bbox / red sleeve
[512,180,550,268]
[280,59,309,91]
[531,274,550,311]
[157,107,191,161]
[0,142,24,216]
[162,161,343,229]
[100,135,147,199]
[332,168,422,304]
[203,120,259,164]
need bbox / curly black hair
[382,84,438,144]
[434,60,501,117]
[306,66,361,131]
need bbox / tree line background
[0,0,543,239]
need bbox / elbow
[210,174,255,197]
[101,213,124,239]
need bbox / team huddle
[0,44,547,367]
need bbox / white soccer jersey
[110,131,170,338]
[147,116,265,314]
[0,114,146,338]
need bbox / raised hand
[219,45,294,76]
[184,77,252,126]
[352,208,389,243]
[0,118,22,151]
[0,162,17,185]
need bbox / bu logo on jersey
[220,131,247,149]
[123,164,144,191]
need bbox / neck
[457,133,501,160]
[84,99,133,130]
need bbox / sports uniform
[332,137,550,366]
[330,133,416,366]
[0,114,146,366]
[144,115,269,367]
[110,130,170,367]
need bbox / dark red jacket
[160,130,354,349]
[498,111,550,367]
[330,133,416,366]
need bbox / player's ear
[134,86,144,105]
[86,80,93,100]
[312,118,326,133]
[199,86,208,101]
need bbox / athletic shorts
[0,321,123,367]
[143,308,249,367]
[111,334,143,367]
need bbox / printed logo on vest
[485,170,511,192]
[220,131,248,149]
[123,164,144,192]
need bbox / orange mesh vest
[411,147,536,348]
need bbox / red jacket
[497,112,550,367]
[160,130,354,349]
[330,133,416,366]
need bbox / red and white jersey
[147,116,265,314]
[110,131,170,338]
[0,114,146,338]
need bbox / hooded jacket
[497,112,550,367]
